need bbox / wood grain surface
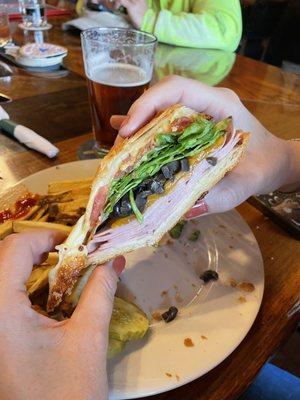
[0,15,299,400]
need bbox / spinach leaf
[103,117,230,219]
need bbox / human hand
[114,0,148,28]
[0,230,125,400]
[111,75,298,217]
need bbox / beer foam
[89,63,149,87]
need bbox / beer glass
[0,3,11,47]
[80,27,156,157]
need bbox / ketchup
[0,209,13,224]
[0,195,39,223]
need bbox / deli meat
[90,186,108,227]
[87,129,241,262]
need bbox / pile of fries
[0,178,93,240]
[0,177,96,318]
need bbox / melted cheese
[189,135,226,165]
[110,215,135,229]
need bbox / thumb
[71,256,126,332]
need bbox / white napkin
[0,106,9,120]
[62,10,131,31]
[0,105,59,158]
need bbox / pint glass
[81,28,157,154]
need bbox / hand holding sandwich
[0,230,125,400]
[112,75,300,217]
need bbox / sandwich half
[47,104,249,311]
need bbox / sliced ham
[87,129,241,262]
[90,186,108,227]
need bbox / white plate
[19,160,264,399]
[15,54,66,68]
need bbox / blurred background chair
[239,0,300,72]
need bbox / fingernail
[185,200,209,219]
[120,116,129,128]
[119,116,131,136]
[120,116,130,129]
[112,256,126,276]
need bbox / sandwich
[47,104,249,312]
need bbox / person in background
[1,76,299,400]
[154,45,236,85]
[112,0,242,50]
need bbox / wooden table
[1,16,300,400]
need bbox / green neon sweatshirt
[154,44,236,86]
[141,0,242,51]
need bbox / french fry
[12,220,72,234]
[38,213,49,222]
[43,252,59,265]
[57,198,88,213]
[27,265,53,296]
[48,178,92,194]
[31,206,48,221]
[0,221,13,239]
[20,205,41,220]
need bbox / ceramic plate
[20,160,264,399]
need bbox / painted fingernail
[185,200,209,219]
[120,116,130,129]
[112,256,126,276]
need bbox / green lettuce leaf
[103,117,230,219]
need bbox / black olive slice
[161,160,180,179]
[162,306,178,323]
[206,157,217,166]
[150,179,165,194]
[200,270,219,283]
[180,158,190,171]
[135,192,149,212]
[113,194,132,217]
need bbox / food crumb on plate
[188,230,201,241]
[184,338,194,347]
[229,244,234,249]
[173,285,178,290]
[161,290,168,297]
[201,335,208,340]
[229,277,237,287]
[238,296,247,303]
[163,253,168,259]
[152,311,162,321]
[219,224,226,229]
[165,372,172,378]
[175,292,183,303]
[237,282,255,292]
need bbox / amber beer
[87,63,150,148]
